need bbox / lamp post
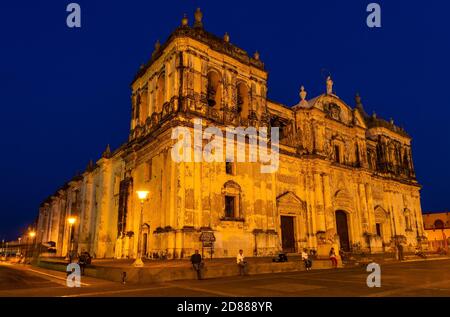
[17,237,21,257]
[133,190,149,267]
[28,231,36,264]
[65,217,76,262]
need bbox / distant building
[423,212,450,251]
[35,9,425,260]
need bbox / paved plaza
[1,258,450,297]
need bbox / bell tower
[129,8,269,141]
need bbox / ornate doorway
[281,216,296,253]
[335,210,350,252]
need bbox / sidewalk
[33,253,450,284]
[0,261,116,287]
[342,251,450,266]
[37,255,337,284]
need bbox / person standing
[190,250,203,280]
[301,248,312,271]
[329,247,338,268]
[237,249,248,276]
[397,242,404,261]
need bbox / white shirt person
[236,249,247,276]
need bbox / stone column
[358,184,369,232]
[306,171,317,250]
[322,174,332,230]
[95,158,112,258]
[312,120,325,155]
[365,183,376,234]
[314,172,325,232]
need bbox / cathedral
[36,9,426,260]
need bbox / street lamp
[27,231,36,264]
[17,237,21,257]
[65,217,76,262]
[133,190,149,267]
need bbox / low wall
[37,257,335,284]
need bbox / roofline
[131,25,265,86]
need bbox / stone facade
[36,9,425,260]
[423,212,450,251]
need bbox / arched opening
[335,210,350,251]
[374,206,390,242]
[434,219,444,230]
[277,192,307,253]
[221,181,242,220]
[134,94,141,123]
[207,71,222,109]
[236,82,249,118]
[270,116,287,140]
[156,73,165,113]
[334,144,341,163]
[355,142,361,166]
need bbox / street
[1,259,450,297]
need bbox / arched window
[270,116,287,139]
[156,72,165,113]
[221,181,242,220]
[434,219,445,229]
[388,143,395,164]
[237,82,249,118]
[334,144,341,163]
[403,148,410,173]
[207,71,222,108]
[374,206,389,240]
[355,142,361,166]
[134,94,141,121]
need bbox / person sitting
[78,252,87,275]
[84,251,92,265]
[272,252,288,263]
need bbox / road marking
[26,268,90,286]
[63,285,174,297]
[164,282,238,297]
[65,283,237,297]
[366,278,450,297]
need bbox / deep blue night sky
[0,1,448,240]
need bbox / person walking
[236,249,248,276]
[301,248,312,271]
[329,247,338,268]
[190,249,203,280]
